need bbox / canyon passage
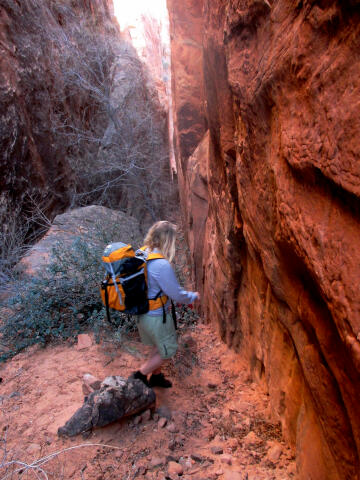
[1,1,360,479]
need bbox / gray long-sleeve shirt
[146,257,197,316]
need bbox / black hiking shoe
[148,372,172,388]
[129,370,150,387]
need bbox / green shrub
[0,224,140,362]
[0,218,198,363]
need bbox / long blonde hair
[143,221,176,262]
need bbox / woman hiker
[130,221,199,388]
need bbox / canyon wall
[167,0,360,478]
[0,0,117,223]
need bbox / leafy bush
[0,214,198,363]
[0,220,141,363]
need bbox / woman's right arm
[156,261,198,304]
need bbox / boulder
[19,206,141,276]
[58,376,155,437]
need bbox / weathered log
[58,376,155,437]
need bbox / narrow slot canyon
[0,1,360,479]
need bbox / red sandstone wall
[167,0,207,244]
[167,0,360,478]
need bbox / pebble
[220,453,233,465]
[210,445,223,455]
[266,443,283,463]
[76,333,93,350]
[207,473,220,480]
[166,422,179,433]
[158,417,167,428]
[168,461,183,476]
[166,455,179,463]
[243,417,251,429]
[179,457,192,470]
[220,454,232,465]
[167,474,180,480]
[190,453,205,462]
[243,431,261,447]
[227,438,238,451]
[134,415,142,425]
[142,409,152,422]
[83,373,101,391]
[168,439,177,451]
[138,466,146,475]
[149,457,163,468]
[287,462,297,475]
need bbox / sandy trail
[0,322,296,479]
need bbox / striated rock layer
[167,0,360,478]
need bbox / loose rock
[83,373,101,393]
[210,445,223,455]
[134,415,142,425]
[179,457,192,470]
[76,334,93,350]
[190,453,205,462]
[167,422,179,433]
[266,443,283,463]
[142,409,152,422]
[227,438,238,451]
[58,376,155,437]
[149,457,163,468]
[168,461,183,476]
[158,417,167,428]
[220,454,232,465]
[242,431,262,447]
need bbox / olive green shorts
[137,312,178,359]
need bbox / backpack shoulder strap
[147,252,165,260]
[139,246,165,261]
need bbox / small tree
[49,13,173,223]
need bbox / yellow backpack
[100,243,168,325]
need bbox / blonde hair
[144,221,176,262]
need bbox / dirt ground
[0,320,296,480]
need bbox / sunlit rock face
[0,0,116,221]
[167,0,207,215]
[167,0,360,478]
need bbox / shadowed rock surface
[58,376,156,437]
[19,205,141,275]
[167,0,360,478]
[0,0,117,221]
